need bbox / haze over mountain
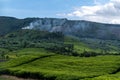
[0,16,120,40]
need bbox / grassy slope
[84,72,120,80]
[1,48,120,80]
[8,55,120,80]
[1,29,119,55]
[64,36,101,53]
[65,36,120,54]
[6,48,54,59]
[79,38,120,54]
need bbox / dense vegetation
[0,29,120,57]
[0,22,120,80]
[0,16,38,36]
[1,16,120,40]
[0,30,77,56]
[0,48,120,80]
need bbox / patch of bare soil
[0,75,39,80]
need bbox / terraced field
[0,48,120,80]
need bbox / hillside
[22,18,120,40]
[1,16,120,40]
[0,16,37,36]
[1,16,120,80]
[1,48,120,80]
[0,16,120,54]
[0,30,89,57]
[1,30,86,59]
[0,29,120,60]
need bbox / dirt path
[0,75,38,80]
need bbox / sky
[0,0,120,24]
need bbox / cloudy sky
[0,0,120,24]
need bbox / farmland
[0,30,120,80]
[0,48,120,80]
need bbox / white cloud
[57,0,120,24]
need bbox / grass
[0,48,120,80]
[11,56,120,79]
[0,48,55,69]
[1,48,120,80]
[84,72,120,80]
[64,36,102,53]
[6,48,53,58]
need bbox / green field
[0,48,120,80]
[1,16,120,80]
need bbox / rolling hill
[1,48,120,80]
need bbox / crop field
[84,72,120,80]
[0,48,120,80]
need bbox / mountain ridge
[1,16,120,40]
[22,17,120,40]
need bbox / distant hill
[0,16,37,36]
[1,16,120,40]
[23,18,120,40]
[0,29,120,55]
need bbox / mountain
[0,16,37,36]
[1,17,120,80]
[23,18,120,40]
[1,16,120,40]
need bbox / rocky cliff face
[22,18,120,40]
[0,16,120,40]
